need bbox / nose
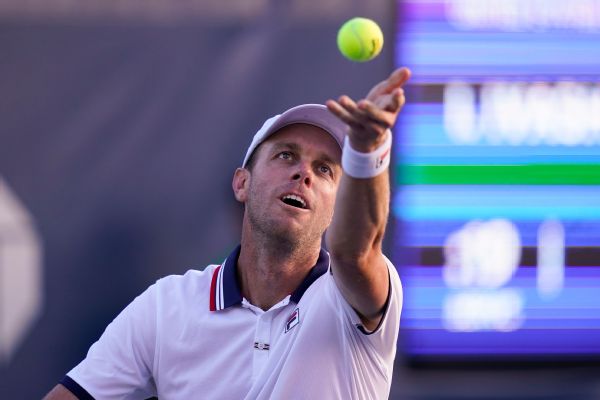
[291,163,312,187]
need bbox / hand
[326,67,411,152]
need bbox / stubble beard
[246,196,325,256]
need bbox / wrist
[342,130,392,179]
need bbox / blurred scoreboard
[393,0,600,360]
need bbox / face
[233,124,342,247]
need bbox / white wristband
[342,130,392,179]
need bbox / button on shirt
[63,246,403,399]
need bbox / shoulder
[149,265,219,311]
[323,253,402,298]
[318,253,402,333]
[105,265,220,319]
[151,265,220,305]
[301,253,401,303]
[156,265,219,287]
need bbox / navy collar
[209,245,329,311]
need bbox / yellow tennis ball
[337,17,384,62]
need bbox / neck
[237,223,321,310]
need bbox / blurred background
[1,0,599,398]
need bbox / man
[45,67,411,399]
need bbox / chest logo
[285,307,300,333]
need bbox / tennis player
[44,67,411,399]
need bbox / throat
[240,269,296,311]
[236,242,320,311]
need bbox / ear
[232,167,250,203]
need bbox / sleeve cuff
[59,375,95,400]
[356,268,392,336]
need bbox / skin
[325,67,411,327]
[233,67,411,326]
[43,386,77,400]
[232,124,342,310]
[43,67,411,400]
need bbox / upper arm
[329,250,390,331]
[328,255,403,351]
[43,384,79,400]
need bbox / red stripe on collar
[209,265,221,311]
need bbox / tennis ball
[337,17,384,62]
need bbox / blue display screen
[393,0,600,359]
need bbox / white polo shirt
[63,246,403,399]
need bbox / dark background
[0,1,599,398]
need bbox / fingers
[360,87,405,114]
[326,67,411,149]
[328,96,389,130]
[367,67,411,99]
[356,104,394,129]
[390,67,411,87]
[326,97,360,128]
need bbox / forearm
[326,171,390,263]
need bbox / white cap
[242,104,347,167]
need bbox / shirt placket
[252,310,273,381]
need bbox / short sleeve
[65,283,158,400]
[329,255,403,362]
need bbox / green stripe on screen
[397,164,600,185]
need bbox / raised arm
[325,67,410,331]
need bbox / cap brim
[242,104,347,167]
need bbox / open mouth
[281,194,307,209]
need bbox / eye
[319,164,332,176]
[278,151,292,160]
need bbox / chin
[269,223,309,245]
